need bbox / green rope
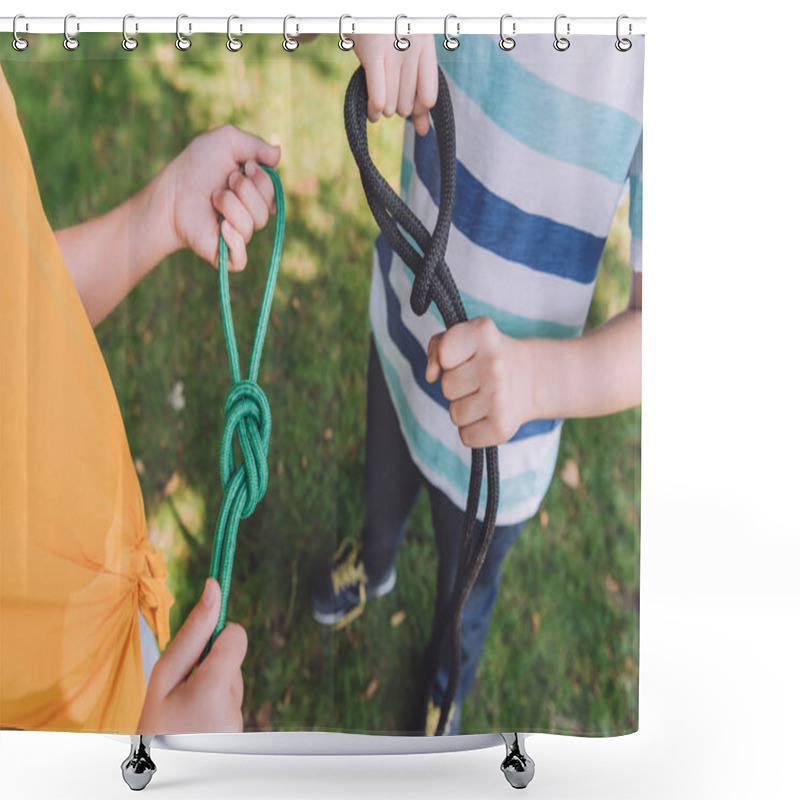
[202,165,285,660]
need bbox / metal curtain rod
[0,15,646,37]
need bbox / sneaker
[311,539,397,630]
[424,698,461,736]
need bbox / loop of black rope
[344,66,501,736]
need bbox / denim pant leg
[427,483,528,707]
[360,339,424,582]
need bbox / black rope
[344,66,501,736]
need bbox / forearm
[54,169,177,326]
[526,307,642,420]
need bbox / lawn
[3,34,640,736]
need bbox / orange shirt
[0,67,173,733]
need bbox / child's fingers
[397,58,418,118]
[449,391,487,429]
[416,49,439,111]
[457,418,500,450]
[195,622,248,690]
[246,162,278,217]
[230,667,244,708]
[221,220,247,272]
[151,579,220,694]
[440,360,481,401]
[411,111,430,137]
[383,56,401,118]
[425,333,444,383]
[213,188,254,244]
[229,169,270,231]
[364,58,387,122]
[438,322,479,371]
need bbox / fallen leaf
[390,610,406,628]
[605,573,620,594]
[560,459,580,489]
[301,455,308,470]
[324,428,333,441]
[539,508,549,529]
[134,458,146,476]
[365,679,379,700]
[291,297,301,310]
[531,611,540,638]
[163,471,180,497]
[166,380,186,412]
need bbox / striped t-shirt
[368,34,644,526]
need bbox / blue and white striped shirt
[369,34,644,525]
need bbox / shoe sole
[312,567,397,628]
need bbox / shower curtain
[0,30,643,738]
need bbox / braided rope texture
[344,67,501,735]
[203,165,285,659]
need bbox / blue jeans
[361,340,527,709]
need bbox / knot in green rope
[202,164,285,655]
[221,378,271,518]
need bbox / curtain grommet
[283,15,299,52]
[394,15,410,51]
[227,15,243,52]
[63,13,79,51]
[499,14,515,51]
[554,14,571,51]
[616,15,632,51]
[122,14,138,51]
[12,14,29,51]
[443,14,460,51]
[339,14,355,51]
[175,14,191,51]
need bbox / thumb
[225,126,281,168]
[426,333,443,383]
[152,578,221,692]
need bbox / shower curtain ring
[499,14,515,51]
[394,15,410,51]
[443,14,460,51]
[339,14,354,50]
[175,14,191,50]
[616,15,632,51]
[63,14,79,51]
[283,15,299,51]
[12,14,29,51]
[122,14,138,51]
[227,15,243,51]
[554,14,570,51]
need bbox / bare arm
[55,125,281,327]
[525,270,642,420]
[427,272,642,448]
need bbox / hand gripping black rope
[344,66,501,736]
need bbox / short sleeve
[628,131,643,272]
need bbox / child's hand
[160,125,281,272]
[426,317,534,449]
[353,35,438,135]
[137,578,247,734]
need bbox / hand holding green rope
[202,164,285,661]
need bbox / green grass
[3,36,639,736]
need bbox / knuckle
[440,372,453,398]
